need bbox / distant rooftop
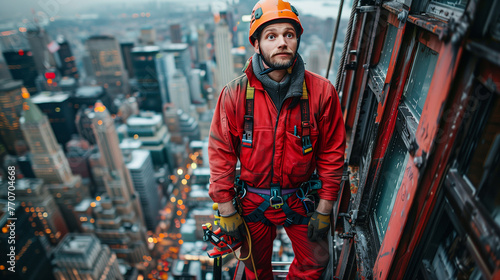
[127,113,162,127]
[75,86,104,98]
[131,46,160,53]
[0,79,23,92]
[32,91,70,103]
[162,43,189,51]
[120,139,142,150]
[87,35,116,40]
[60,234,94,254]
[125,149,151,170]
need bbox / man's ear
[254,40,260,54]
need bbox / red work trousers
[239,192,329,280]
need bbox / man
[208,0,346,278]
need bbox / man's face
[254,22,298,69]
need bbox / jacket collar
[244,54,305,100]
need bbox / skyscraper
[131,46,167,112]
[125,149,161,231]
[0,52,12,80]
[162,43,193,96]
[56,37,79,79]
[196,27,209,63]
[0,202,55,280]
[170,24,183,44]
[120,42,135,78]
[0,80,27,155]
[52,234,123,280]
[26,27,58,75]
[88,102,149,264]
[125,112,174,169]
[214,17,236,97]
[32,91,77,147]
[2,50,38,93]
[168,70,192,113]
[86,35,129,97]
[12,178,68,244]
[20,96,87,232]
[140,26,156,46]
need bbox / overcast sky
[0,0,232,22]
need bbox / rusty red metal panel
[407,14,448,39]
[372,40,464,280]
[418,31,441,53]
[383,20,406,88]
[392,54,488,280]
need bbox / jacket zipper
[269,87,283,185]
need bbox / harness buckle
[242,133,252,148]
[269,183,283,209]
[302,135,312,155]
[270,196,284,209]
[242,115,253,148]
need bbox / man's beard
[262,50,295,69]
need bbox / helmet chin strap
[258,37,301,75]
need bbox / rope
[229,220,259,280]
[325,0,345,79]
[335,0,360,90]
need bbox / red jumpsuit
[208,57,346,279]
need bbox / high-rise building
[231,47,247,75]
[20,96,87,232]
[170,24,183,44]
[196,27,209,63]
[189,69,205,104]
[52,234,123,280]
[125,149,161,231]
[26,27,58,75]
[164,107,200,144]
[56,37,79,79]
[0,80,27,155]
[120,42,135,78]
[88,102,149,265]
[0,52,12,80]
[32,91,77,147]
[125,112,175,169]
[2,50,38,93]
[86,35,129,97]
[214,17,236,95]
[66,136,93,179]
[162,43,193,96]
[9,178,69,244]
[168,70,192,113]
[76,107,97,145]
[132,46,168,112]
[140,26,156,46]
[304,36,328,76]
[0,203,55,280]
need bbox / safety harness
[242,80,312,154]
[238,80,320,227]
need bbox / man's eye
[267,34,275,40]
[286,33,294,38]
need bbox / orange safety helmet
[249,0,303,46]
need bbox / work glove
[218,211,245,241]
[308,211,331,242]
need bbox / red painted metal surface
[373,39,464,280]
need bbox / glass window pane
[377,24,398,75]
[372,131,409,241]
[421,202,482,280]
[403,42,439,120]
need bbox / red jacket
[208,57,346,204]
